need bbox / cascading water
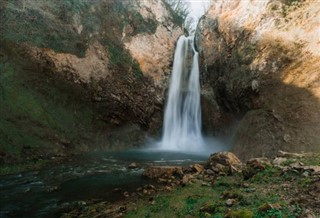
[160,35,204,151]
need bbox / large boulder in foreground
[205,152,242,175]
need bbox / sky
[185,0,212,31]
[188,0,212,19]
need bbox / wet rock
[142,166,184,180]
[128,162,138,169]
[123,192,129,198]
[47,186,59,192]
[113,188,123,193]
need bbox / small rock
[242,183,249,188]
[123,192,129,198]
[303,209,317,218]
[118,205,126,212]
[258,203,281,212]
[226,199,235,207]
[205,169,215,175]
[128,162,138,169]
[272,157,287,165]
[277,150,305,158]
[165,186,172,191]
[302,171,310,177]
[112,188,123,193]
[192,163,204,173]
[147,184,155,189]
[143,189,148,195]
[182,174,193,186]
[201,182,209,186]
[47,186,59,192]
[136,187,142,192]
[247,158,271,170]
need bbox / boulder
[192,163,204,174]
[142,166,184,180]
[128,162,138,169]
[206,152,242,174]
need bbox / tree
[165,0,191,22]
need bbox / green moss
[0,58,95,163]
[0,2,87,56]
[283,0,301,6]
[227,209,254,218]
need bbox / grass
[59,153,319,217]
[124,162,317,218]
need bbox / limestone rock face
[0,0,183,160]
[196,0,320,160]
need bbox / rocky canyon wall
[196,0,320,160]
[0,0,182,162]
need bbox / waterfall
[160,35,204,151]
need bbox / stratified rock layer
[0,0,182,162]
[196,0,320,160]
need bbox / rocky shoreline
[62,151,320,217]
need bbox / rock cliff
[196,0,320,160]
[0,0,182,162]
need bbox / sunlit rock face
[195,0,320,160]
[0,0,183,160]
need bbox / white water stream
[160,35,204,151]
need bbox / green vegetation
[0,0,161,168]
[0,1,87,56]
[0,57,96,166]
[125,156,320,218]
[164,0,190,26]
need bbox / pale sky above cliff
[189,0,211,19]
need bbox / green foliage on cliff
[0,1,87,56]
[0,56,96,163]
[0,0,158,58]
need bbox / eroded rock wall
[0,0,182,162]
[196,0,320,160]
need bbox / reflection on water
[0,149,208,218]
